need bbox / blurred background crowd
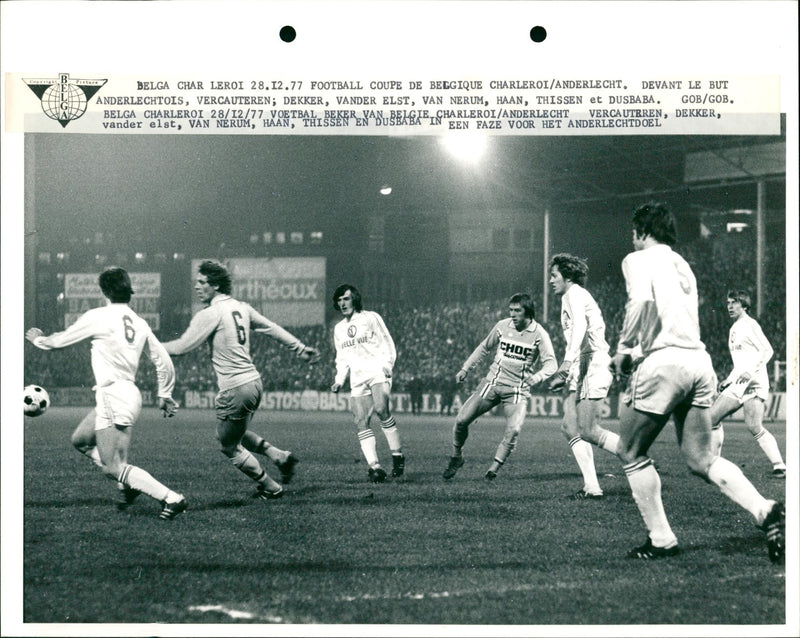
[24,236,787,398]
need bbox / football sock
[358,430,380,467]
[569,436,602,493]
[710,425,725,457]
[753,428,785,468]
[453,421,470,449]
[707,456,772,524]
[492,440,515,467]
[242,432,284,463]
[597,430,621,456]
[118,464,179,504]
[487,456,505,474]
[624,458,677,548]
[83,446,103,468]
[380,416,402,453]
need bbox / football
[24,385,50,417]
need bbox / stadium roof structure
[29,129,787,247]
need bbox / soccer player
[611,202,784,562]
[162,260,320,500]
[331,284,405,482]
[710,290,785,477]
[442,293,557,481]
[25,267,187,520]
[548,253,621,499]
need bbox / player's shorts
[624,347,716,415]
[478,381,530,406]
[215,378,262,421]
[350,369,392,398]
[94,380,142,430]
[721,374,769,405]
[569,351,613,401]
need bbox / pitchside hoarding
[64,272,161,329]
[190,257,326,327]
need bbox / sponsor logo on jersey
[500,339,533,360]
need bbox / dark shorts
[215,379,263,421]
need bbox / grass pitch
[21,407,787,626]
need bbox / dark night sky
[29,133,786,284]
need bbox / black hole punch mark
[280,25,296,43]
[530,26,547,43]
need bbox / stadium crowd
[24,237,788,397]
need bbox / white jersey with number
[560,284,610,361]
[333,310,396,388]
[617,243,705,356]
[32,302,175,397]
[725,313,773,387]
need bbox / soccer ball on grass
[24,385,50,417]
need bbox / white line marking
[188,604,285,622]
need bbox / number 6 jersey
[31,302,175,398]
[162,294,305,391]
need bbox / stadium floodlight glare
[379,185,392,195]
[440,132,488,164]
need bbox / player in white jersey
[710,290,785,476]
[163,260,320,500]
[548,253,620,499]
[442,293,557,480]
[611,202,784,563]
[26,267,187,520]
[331,284,405,482]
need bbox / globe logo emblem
[41,83,88,124]
[23,73,107,128]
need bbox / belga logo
[23,73,107,128]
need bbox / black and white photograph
[2,2,797,636]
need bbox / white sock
[569,436,602,493]
[754,429,785,468]
[707,456,773,525]
[358,430,380,467]
[624,459,677,548]
[380,416,402,453]
[119,464,178,504]
[493,440,514,466]
[86,446,103,468]
[597,430,620,456]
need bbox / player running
[710,290,785,476]
[26,267,186,520]
[163,260,320,500]
[331,284,405,482]
[611,202,784,563]
[549,253,621,499]
[442,293,557,481]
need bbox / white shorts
[568,351,612,401]
[350,370,392,398]
[624,347,716,415]
[94,380,142,430]
[721,376,769,405]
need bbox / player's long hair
[727,289,752,311]
[633,201,677,246]
[332,284,363,312]
[199,260,232,294]
[549,253,589,287]
[509,293,536,319]
[99,267,134,303]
